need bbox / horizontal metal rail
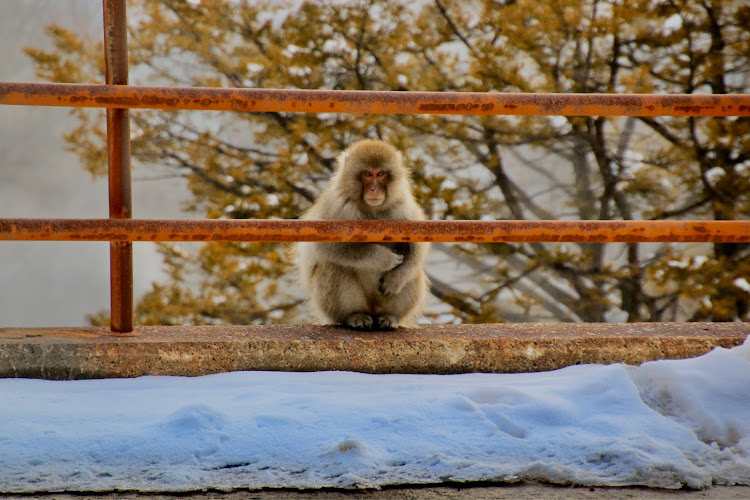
[1,82,749,116]
[1,218,748,243]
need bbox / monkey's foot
[343,313,374,330]
[375,315,399,330]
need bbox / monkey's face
[360,167,390,207]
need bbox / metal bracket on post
[103,0,133,333]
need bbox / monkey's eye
[376,170,386,177]
[363,171,373,177]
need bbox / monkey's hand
[379,269,409,296]
[315,243,402,272]
[372,245,404,271]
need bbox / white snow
[282,44,303,58]
[667,259,689,269]
[1,339,750,493]
[692,255,708,269]
[288,66,312,78]
[734,278,750,294]
[265,194,280,207]
[439,179,457,190]
[322,38,349,55]
[662,14,683,35]
[245,63,264,75]
[705,166,726,186]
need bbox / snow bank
[1,339,749,492]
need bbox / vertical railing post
[103,0,133,333]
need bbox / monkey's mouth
[364,195,385,206]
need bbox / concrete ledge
[0,323,747,379]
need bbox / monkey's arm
[379,242,429,296]
[314,242,403,271]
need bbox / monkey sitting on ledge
[295,139,430,330]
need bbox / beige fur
[295,139,430,330]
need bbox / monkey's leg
[374,276,424,330]
[344,313,375,330]
[311,265,374,329]
[373,314,399,331]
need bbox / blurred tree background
[26,0,750,325]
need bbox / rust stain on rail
[2,82,749,117]
[0,219,748,243]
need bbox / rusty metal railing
[1,219,749,244]
[102,0,132,332]
[1,82,749,117]
[1,1,750,333]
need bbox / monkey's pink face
[361,167,390,206]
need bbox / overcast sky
[0,1,186,327]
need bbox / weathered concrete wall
[1,322,746,380]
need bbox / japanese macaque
[295,139,430,330]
